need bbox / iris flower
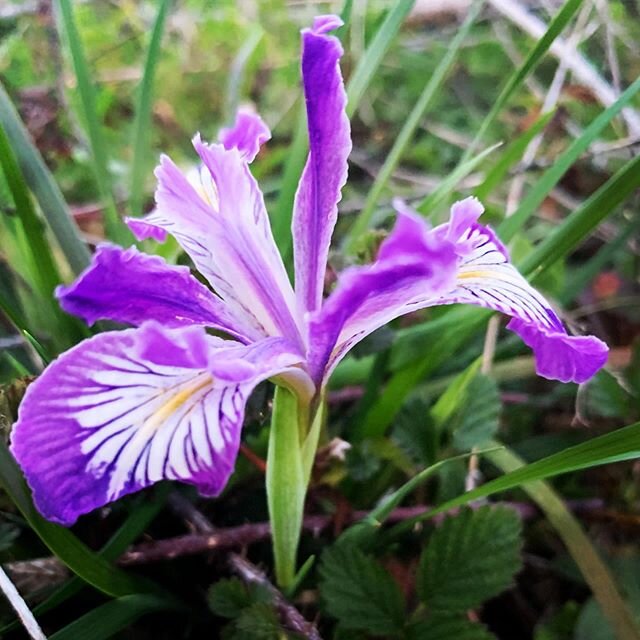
[11,15,607,527]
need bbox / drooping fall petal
[10,323,305,525]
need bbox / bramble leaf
[417,505,522,612]
[319,543,405,636]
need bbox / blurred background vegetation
[0,0,640,638]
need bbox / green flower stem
[267,386,316,588]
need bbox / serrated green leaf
[417,505,522,612]
[234,602,281,640]
[407,615,496,640]
[208,578,271,619]
[452,374,500,450]
[319,544,405,636]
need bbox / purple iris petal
[507,319,608,384]
[219,108,271,162]
[57,244,259,342]
[309,211,458,382]
[292,15,351,315]
[10,323,305,525]
[127,139,302,344]
[427,200,608,384]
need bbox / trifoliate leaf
[208,578,271,619]
[407,615,496,640]
[417,505,522,612]
[452,374,500,450]
[319,543,405,636]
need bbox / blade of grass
[486,445,640,640]
[385,422,640,532]
[54,0,128,244]
[520,151,640,278]
[344,0,484,249]
[48,595,180,640]
[346,0,415,118]
[416,143,501,214]
[225,26,263,123]
[0,487,170,635]
[129,0,171,218]
[0,440,161,598]
[498,73,640,243]
[463,0,584,159]
[0,83,90,274]
[474,110,554,201]
[0,121,85,349]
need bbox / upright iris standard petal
[127,139,302,345]
[10,323,306,525]
[308,211,459,383]
[430,198,609,383]
[57,244,260,342]
[219,108,271,162]
[292,15,351,315]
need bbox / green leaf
[417,505,522,612]
[48,595,176,640]
[208,578,271,619]
[0,439,158,598]
[234,603,282,640]
[129,0,171,218]
[344,0,484,248]
[430,359,481,430]
[464,0,584,158]
[407,616,495,640]
[319,543,405,636]
[474,110,555,201]
[387,421,640,534]
[266,386,305,588]
[499,73,640,244]
[346,0,415,118]
[451,374,501,450]
[54,0,128,243]
[0,82,90,275]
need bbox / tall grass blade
[346,0,415,118]
[129,0,171,218]
[344,0,484,249]
[463,0,584,158]
[0,83,90,274]
[487,446,640,640]
[498,74,640,243]
[0,440,160,598]
[54,0,128,243]
[48,595,179,640]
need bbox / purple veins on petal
[292,13,352,316]
[10,322,306,525]
[429,198,609,384]
[56,244,259,342]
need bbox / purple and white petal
[57,244,260,342]
[308,210,458,383]
[10,324,305,525]
[127,142,302,345]
[292,15,351,316]
[219,108,271,162]
[432,199,608,383]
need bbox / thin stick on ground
[0,565,46,640]
[166,493,322,640]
